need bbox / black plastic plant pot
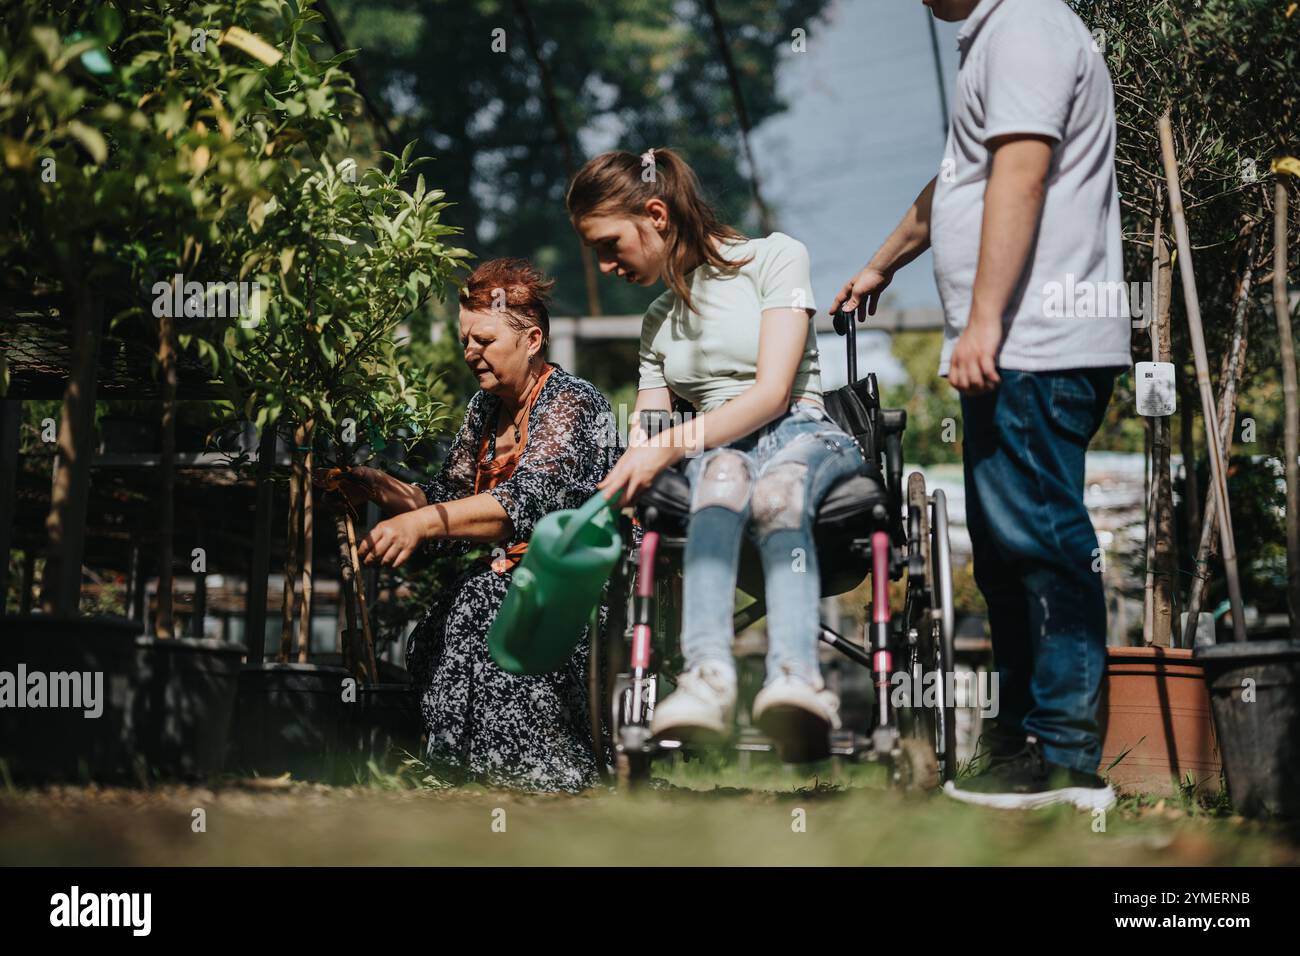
[98,416,158,453]
[1195,639,1300,818]
[0,615,141,784]
[131,636,242,781]
[344,682,421,773]
[233,662,349,781]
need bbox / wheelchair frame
[592,306,958,791]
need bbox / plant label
[1135,361,1176,417]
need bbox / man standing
[830,0,1129,809]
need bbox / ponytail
[566,147,750,312]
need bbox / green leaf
[66,120,107,163]
[96,5,124,44]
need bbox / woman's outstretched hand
[597,444,681,506]
[357,511,425,568]
[313,466,374,511]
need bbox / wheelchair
[592,307,958,791]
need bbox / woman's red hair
[458,258,555,347]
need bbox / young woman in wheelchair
[566,147,868,762]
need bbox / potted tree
[219,145,466,779]
[118,0,365,781]
[0,2,173,782]
[1078,0,1298,801]
[0,0,368,781]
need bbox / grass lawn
[1,753,1295,866]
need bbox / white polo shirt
[931,0,1132,375]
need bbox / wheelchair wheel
[930,489,958,783]
[901,472,954,789]
[903,474,937,746]
[907,472,930,583]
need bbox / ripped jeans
[679,401,867,686]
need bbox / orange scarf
[474,364,556,574]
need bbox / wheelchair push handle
[834,303,867,383]
[832,304,863,334]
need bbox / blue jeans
[960,368,1119,773]
[679,402,867,685]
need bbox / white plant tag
[1135,361,1176,416]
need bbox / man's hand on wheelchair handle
[598,443,682,506]
[829,265,893,317]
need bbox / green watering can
[487,490,623,675]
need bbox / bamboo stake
[1184,239,1255,645]
[296,421,315,662]
[1144,189,1177,645]
[39,275,102,616]
[344,512,379,682]
[278,426,305,662]
[155,289,178,638]
[1274,177,1300,639]
[331,508,360,679]
[245,422,276,664]
[1158,113,1248,642]
[1179,373,1201,562]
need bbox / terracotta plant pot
[1097,646,1220,797]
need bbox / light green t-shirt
[636,232,822,413]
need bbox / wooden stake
[155,289,178,638]
[344,512,378,682]
[278,426,305,662]
[1158,113,1248,642]
[296,421,315,662]
[39,273,102,617]
[1179,373,1201,563]
[1274,177,1300,639]
[1144,190,1177,646]
[245,422,276,664]
[1184,239,1255,645]
[331,508,361,679]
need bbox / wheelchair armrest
[880,409,906,435]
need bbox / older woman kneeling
[340,258,620,792]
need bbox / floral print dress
[406,365,622,792]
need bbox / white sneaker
[752,669,841,763]
[650,662,737,743]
